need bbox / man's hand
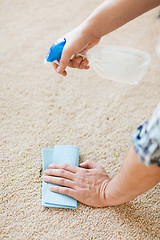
[43,160,111,207]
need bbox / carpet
[0,0,160,239]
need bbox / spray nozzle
[45,38,66,63]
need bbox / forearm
[54,0,159,75]
[105,147,160,206]
[83,0,160,38]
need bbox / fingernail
[43,176,47,180]
[49,164,53,168]
[57,66,61,73]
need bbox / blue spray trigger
[45,38,66,62]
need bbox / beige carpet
[0,0,160,239]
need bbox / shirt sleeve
[131,102,160,167]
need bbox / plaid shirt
[132,102,160,167]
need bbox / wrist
[104,175,124,206]
[104,173,133,206]
[80,18,102,41]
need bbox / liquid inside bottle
[87,45,150,85]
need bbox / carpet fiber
[0,0,160,239]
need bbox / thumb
[57,46,73,75]
[80,160,100,169]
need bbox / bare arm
[85,0,160,38]
[104,147,160,206]
[54,0,160,76]
[44,0,160,207]
[44,147,160,207]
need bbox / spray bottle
[45,38,150,85]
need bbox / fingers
[44,168,74,180]
[78,58,90,69]
[68,56,82,68]
[56,46,73,75]
[68,56,89,69]
[48,163,78,173]
[50,185,76,199]
[79,160,100,169]
[52,62,58,71]
[52,62,67,76]
[52,55,90,75]
[43,176,74,188]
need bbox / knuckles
[62,163,69,169]
[59,178,65,185]
[75,174,86,186]
[59,169,65,175]
[77,176,85,183]
[63,188,69,195]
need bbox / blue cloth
[132,102,160,167]
[42,145,79,209]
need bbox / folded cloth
[42,145,79,209]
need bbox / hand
[43,160,111,207]
[52,22,101,76]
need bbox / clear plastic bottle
[87,45,150,85]
[45,38,150,85]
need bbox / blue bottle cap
[45,38,66,62]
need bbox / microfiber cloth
[42,145,79,209]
